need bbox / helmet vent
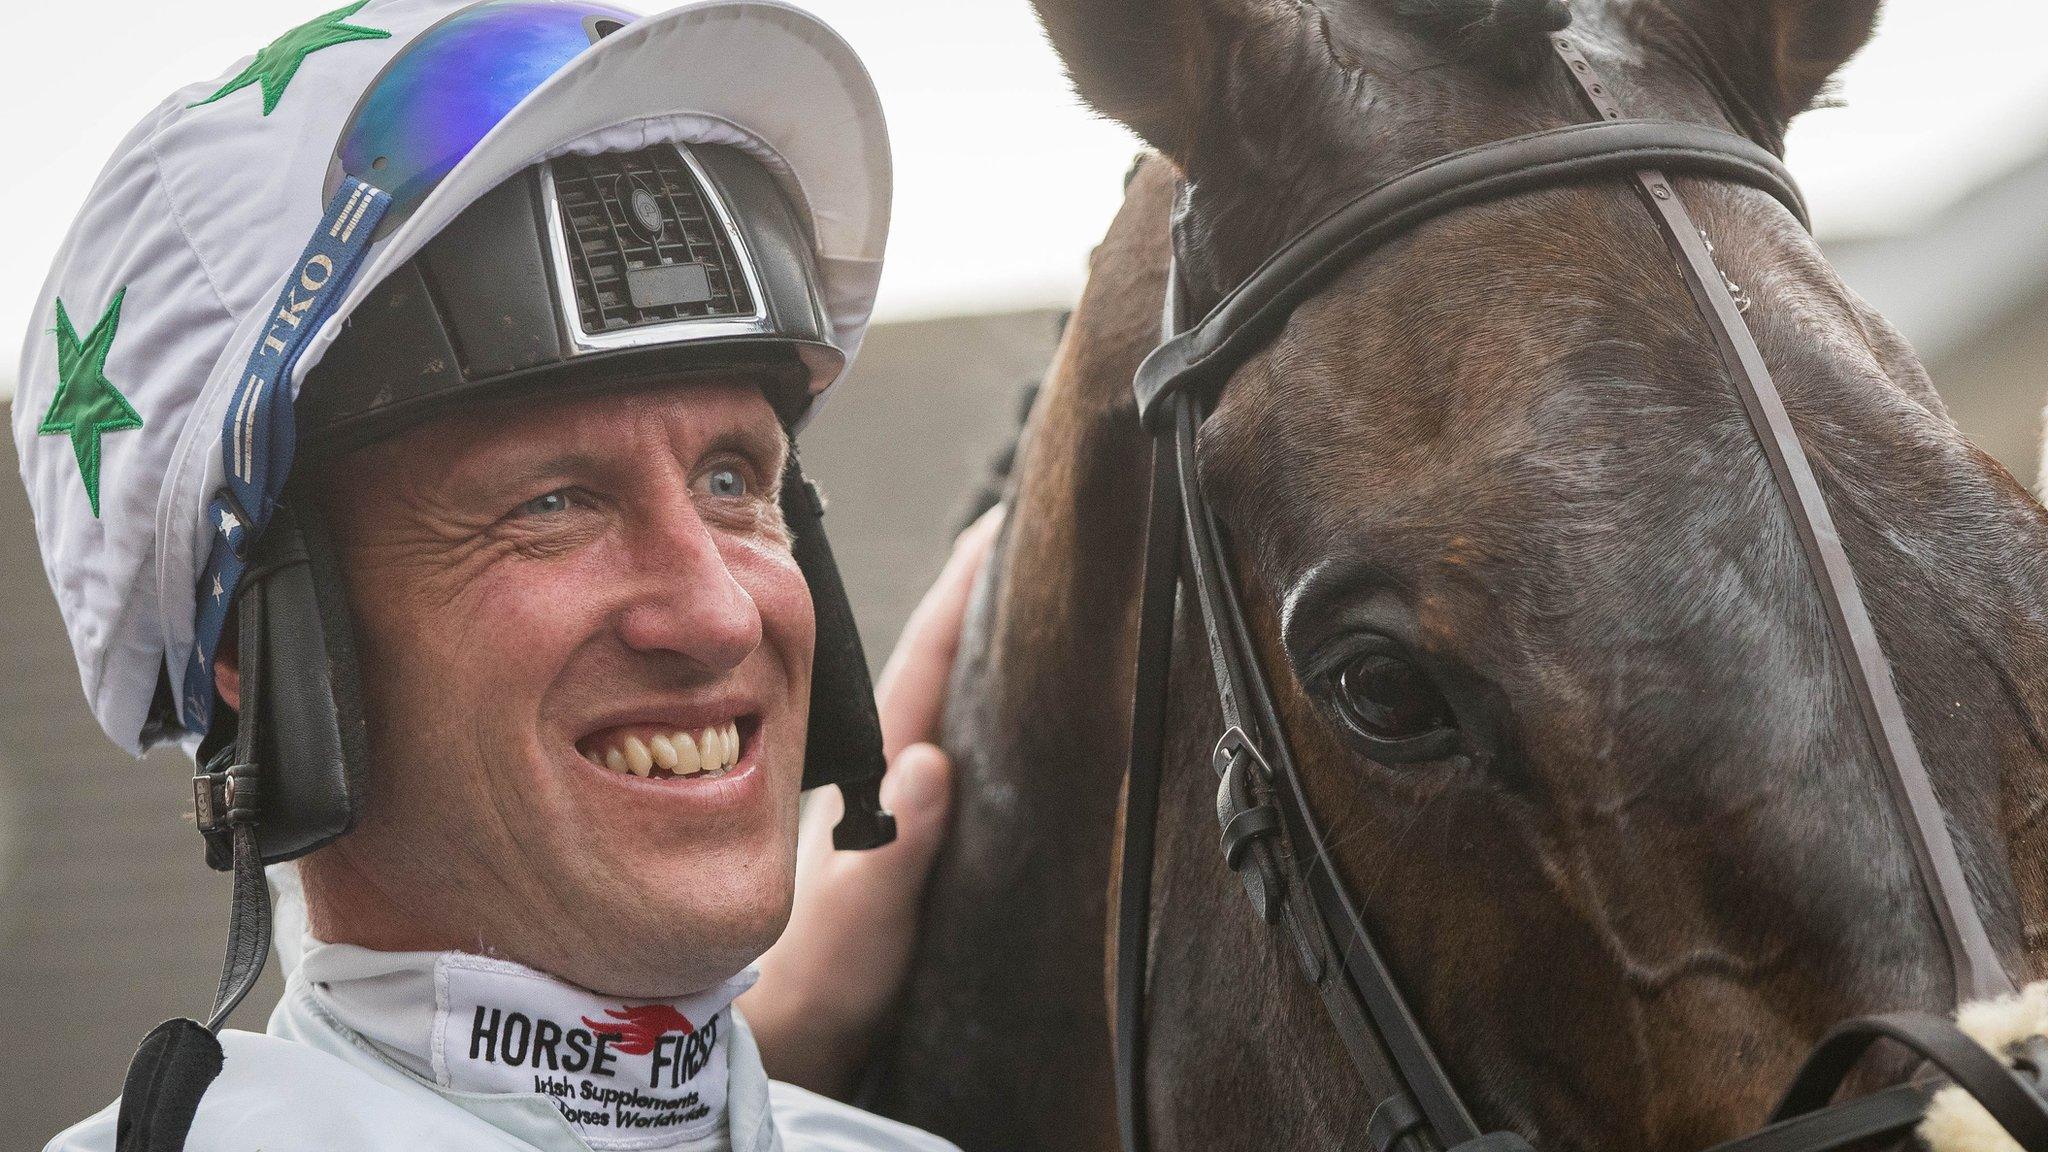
[551,146,756,334]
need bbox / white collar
[294,938,758,1152]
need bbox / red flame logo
[581,1004,696,1056]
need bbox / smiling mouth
[577,719,752,781]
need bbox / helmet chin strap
[195,577,275,1031]
[114,576,276,1152]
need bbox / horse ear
[1031,0,1207,157]
[1656,0,1882,131]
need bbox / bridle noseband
[1116,34,2046,1152]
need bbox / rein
[1114,34,2043,1152]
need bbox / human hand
[740,508,1002,1097]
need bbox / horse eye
[1328,651,1456,748]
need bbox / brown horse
[871,2,2048,1150]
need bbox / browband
[1134,119,1808,428]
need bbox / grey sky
[4,0,2044,403]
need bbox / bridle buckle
[1212,725,1271,781]
[1212,727,1285,922]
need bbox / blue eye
[704,468,747,499]
[516,490,574,517]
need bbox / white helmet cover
[14,0,891,754]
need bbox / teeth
[673,731,703,776]
[623,735,653,777]
[587,721,739,778]
[649,734,679,771]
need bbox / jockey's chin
[281,380,814,1000]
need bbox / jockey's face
[296,380,811,996]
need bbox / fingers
[746,511,992,1096]
[876,506,1004,758]
[810,743,953,898]
[868,741,955,867]
[741,742,957,1096]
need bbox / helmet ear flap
[195,500,370,869]
[780,453,897,850]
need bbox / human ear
[213,633,241,712]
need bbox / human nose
[613,493,763,674]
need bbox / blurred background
[4,0,2046,1141]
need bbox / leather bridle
[1115,35,2048,1152]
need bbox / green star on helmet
[40,289,143,519]
[191,0,392,117]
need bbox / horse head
[1031,0,2048,1147]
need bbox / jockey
[18,2,976,1148]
